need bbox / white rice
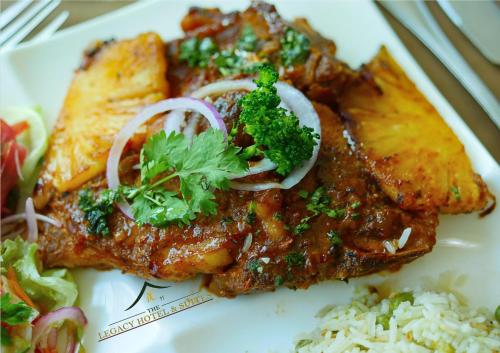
[295,288,500,353]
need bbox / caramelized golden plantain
[340,46,492,214]
[35,33,168,202]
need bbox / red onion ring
[25,197,37,243]
[1,212,62,228]
[32,307,87,353]
[107,98,226,219]
[189,80,321,191]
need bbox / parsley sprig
[123,129,248,227]
[239,64,319,175]
[78,129,248,231]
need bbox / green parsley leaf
[125,129,248,227]
[1,293,34,326]
[307,187,345,219]
[284,252,306,268]
[351,200,361,209]
[214,50,261,76]
[237,26,258,52]
[239,64,319,175]
[327,230,342,246]
[179,37,218,68]
[78,189,118,236]
[280,27,310,67]
[298,190,309,199]
[294,216,311,235]
[130,188,192,227]
[274,275,284,286]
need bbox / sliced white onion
[25,197,37,243]
[189,79,321,191]
[231,158,277,179]
[14,148,24,181]
[398,227,412,249]
[32,307,87,353]
[107,98,226,219]
[1,212,62,228]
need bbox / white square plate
[1,1,499,352]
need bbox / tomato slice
[1,119,28,215]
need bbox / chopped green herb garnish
[236,25,258,52]
[451,185,461,201]
[307,187,345,219]
[280,27,310,67]
[179,37,218,68]
[327,230,342,246]
[214,50,261,76]
[351,212,361,220]
[273,212,283,221]
[214,27,260,76]
[284,252,306,268]
[246,201,257,225]
[351,200,361,209]
[294,216,311,235]
[78,188,119,236]
[121,129,247,227]
[298,190,309,199]
[247,258,262,274]
[274,275,284,286]
[239,64,319,175]
[1,293,35,345]
[495,305,500,324]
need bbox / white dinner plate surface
[0,1,498,352]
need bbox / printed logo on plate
[97,281,213,342]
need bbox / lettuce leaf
[1,237,78,311]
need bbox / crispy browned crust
[34,33,169,208]
[339,46,493,214]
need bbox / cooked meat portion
[207,104,437,296]
[34,3,448,297]
[34,33,168,207]
[167,1,358,104]
[339,47,493,214]
[35,100,437,292]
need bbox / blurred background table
[1,0,499,162]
